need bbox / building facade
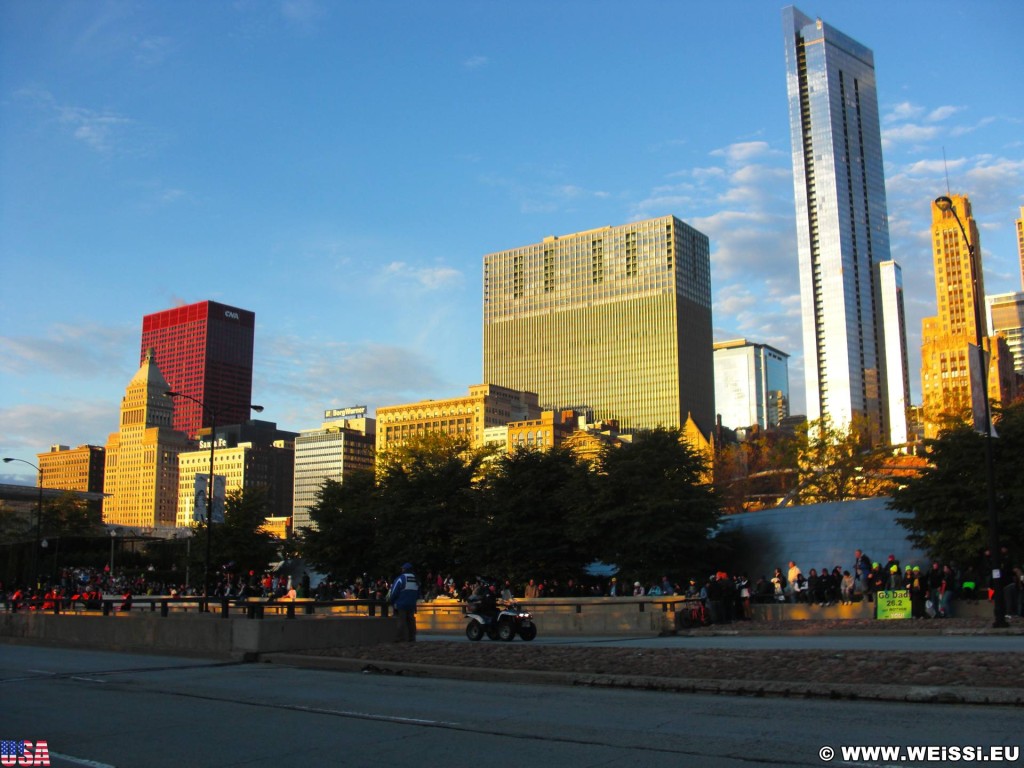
[988,292,1024,377]
[292,415,376,532]
[376,384,540,455]
[713,339,790,432]
[176,424,296,531]
[103,350,190,528]
[36,444,105,495]
[876,261,911,446]
[483,215,713,436]
[1017,206,1023,288]
[141,300,255,440]
[783,7,892,444]
[920,195,1017,437]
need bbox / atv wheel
[466,622,484,641]
[497,621,516,641]
[519,624,537,641]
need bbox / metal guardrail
[4,594,708,623]
[3,596,394,620]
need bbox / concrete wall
[718,497,929,580]
[0,612,396,658]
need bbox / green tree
[788,416,892,504]
[583,427,721,582]
[890,400,1024,567]
[41,491,104,537]
[300,471,380,580]
[191,487,279,585]
[473,446,592,583]
[373,433,492,575]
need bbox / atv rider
[473,582,500,625]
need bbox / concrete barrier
[0,611,396,659]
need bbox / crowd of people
[5,547,1023,624]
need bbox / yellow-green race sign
[875,590,911,619]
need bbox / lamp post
[109,529,117,583]
[934,195,1007,629]
[3,457,43,590]
[164,391,263,604]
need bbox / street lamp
[3,457,43,589]
[163,391,263,605]
[934,195,1007,629]
[109,529,117,580]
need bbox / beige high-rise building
[37,444,105,495]
[103,349,190,528]
[483,215,713,436]
[920,195,1016,437]
[376,384,540,455]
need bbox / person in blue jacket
[388,562,420,641]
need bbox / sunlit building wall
[783,7,892,443]
[920,195,1016,437]
[376,385,539,454]
[713,339,790,431]
[988,291,1024,377]
[141,300,255,440]
[103,350,189,528]
[292,416,375,533]
[876,261,911,445]
[483,215,713,436]
[37,444,105,495]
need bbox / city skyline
[2,2,1023,482]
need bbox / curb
[261,652,1024,707]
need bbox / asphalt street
[421,629,1024,652]
[2,644,1021,768]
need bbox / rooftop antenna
[942,147,951,196]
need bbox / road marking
[27,669,56,674]
[70,676,108,684]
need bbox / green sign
[875,590,911,620]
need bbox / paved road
[2,645,1020,768]
[421,629,1024,652]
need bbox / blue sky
[2,1,1022,484]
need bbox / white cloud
[927,105,961,123]
[380,261,463,290]
[463,55,489,69]
[0,324,135,378]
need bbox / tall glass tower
[483,215,713,436]
[783,7,892,444]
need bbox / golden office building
[1017,206,1023,288]
[920,195,1017,437]
[103,349,190,528]
[483,215,713,437]
[37,444,105,495]
[176,439,294,530]
[376,384,540,454]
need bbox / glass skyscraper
[713,339,790,432]
[483,215,713,436]
[783,7,892,443]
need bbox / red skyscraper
[140,300,255,440]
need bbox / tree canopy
[890,400,1024,568]
[298,426,727,586]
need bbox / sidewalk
[265,616,1024,706]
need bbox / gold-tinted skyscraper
[920,195,1016,437]
[103,349,189,528]
[483,215,713,436]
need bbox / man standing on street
[388,562,420,642]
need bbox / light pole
[934,195,1007,629]
[164,391,263,604]
[3,457,43,590]
[109,529,117,581]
